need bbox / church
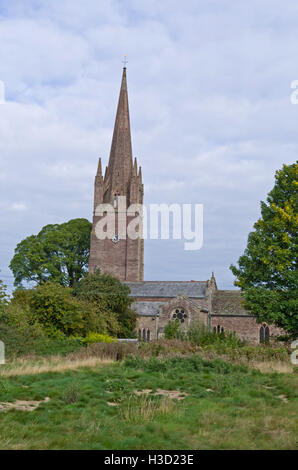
[89,67,282,344]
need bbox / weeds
[0,355,296,449]
[62,383,80,404]
[120,394,177,424]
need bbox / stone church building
[89,67,282,344]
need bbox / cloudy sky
[0,0,297,291]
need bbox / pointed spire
[138,166,142,182]
[96,157,102,177]
[133,157,138,176]
[105,67,133,198]
[94,158,104,209]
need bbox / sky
[0,0,297,291]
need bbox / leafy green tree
[0,279,7,303]
[10,218,92,287]
[5,283,119,338]
[74,271,137,338]
[230,162,298,337]
[0,279,8,319]
[4,287,36,331]
[29,282,99,337]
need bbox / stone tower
[89,67,144,281]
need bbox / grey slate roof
[125,281,207,299]
[211,290,251,316]
[131,301,161,316]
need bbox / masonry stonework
[89,68,144,281]
[89,69,283,344]
[211,316,284,344]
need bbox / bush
[4,288,39,331]
[164,321,245,351]
[0,321,81,358]
[67,341,138,361]
[182,323,217,346]
[29,282,100,337]
[3,279,130,341]
[81,332,117,345]
[74,271,137,338]
[164,319,181,339]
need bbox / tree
[29,282,99,337]
[0,279,7,304]
[230,162,298,337]
[0,279,8,318]
[10,218,92,287]
[74,270,137,338]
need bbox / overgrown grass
[162,321,291,365]
[165,320,244,349]
[120,395,177,424]
[0,355,296,450]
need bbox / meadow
[0,342,297,450]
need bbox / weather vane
[122,55,128,67]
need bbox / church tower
[89,67,144,281]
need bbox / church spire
[105,67,133,198]
[89,66,144,281]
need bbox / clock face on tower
[112,234,120,244]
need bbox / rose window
[172,308,187,323]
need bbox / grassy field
[0,353,297,450]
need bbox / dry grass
[0,356,113,377]
[249,361,294,374]
[0,338,293,377]
[68,342,138,361]
[120,394,178,424]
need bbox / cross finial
[122,55,128,68]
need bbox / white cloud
[11,202,28,211]
[0,0,297,289]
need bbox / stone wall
[211,315,284,344]
[136,312,284,344]
[158,297,207,331]
[137,316,157,340]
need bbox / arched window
[147,329,151,342]
[113,191,120,208]
[214,325,224,334]
[260,324,270,344]
[265,325,270,343]
[260,326,264,343]
[142,328,146,342]
[138,329,141,341]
